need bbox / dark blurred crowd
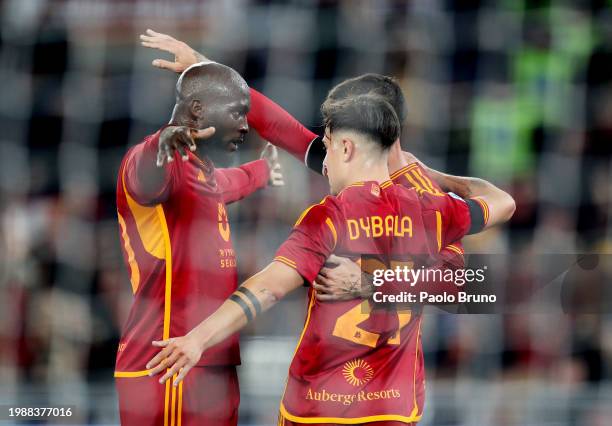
[0,0,611,424]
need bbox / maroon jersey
[275,181,471,424]
[115,129,269,375]
[391,163,466,262]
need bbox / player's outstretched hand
[146,334,203,387]
[260,143,285,187]
[314,255,373,301]
[157,126,215,167]
[140,29,211,73]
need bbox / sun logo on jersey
[218,203,231,242]
[342,359,374,386]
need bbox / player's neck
[344,161,391,187]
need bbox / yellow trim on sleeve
[445,244,464,255]
[470,197,490,225]
[274,256,298,270]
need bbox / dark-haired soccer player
[115,62,283,426]
[146,94,515,425]
[140,30,470,291]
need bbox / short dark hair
[326,73,407,124]
[321,93,400,149]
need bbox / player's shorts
[277,413,417,426]
[116,365,239,426]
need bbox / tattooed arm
[145,262,303,386]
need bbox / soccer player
[145,94,515,424]
[139,29,469,286]
[115,62,283,426]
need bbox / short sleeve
[274,201,338,284]
[420,192,472,249]
[123,130,179,206]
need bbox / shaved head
[170,62,251,154]
[176,62,248,102]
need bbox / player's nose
[238,117,249,134]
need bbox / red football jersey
[391,162,465,263]
[275,181,471,424]
[115,129,269,375]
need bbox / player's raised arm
[215,143,284,205]
[396,151,516,227]
[124,126,215,205]
[437,175,515,232]
[140,29,211,72]
[145,261,304,386]
[141,29,320,164]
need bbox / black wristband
[466,199,486,235]
[236,287,262,315]
[229,294,254,322]
[305,136,325,175]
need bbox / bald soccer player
[115,62,282,426]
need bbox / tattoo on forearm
[259,288,279,304]
[229,294,254,322]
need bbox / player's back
[276,180,469,424]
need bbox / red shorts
[116,365,239,426]
[278,413,416,426]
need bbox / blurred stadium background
[1,0,611,425]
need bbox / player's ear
[342,138,354,162]
[189,99,203,119]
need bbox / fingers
[315,274,333,287]
[190,127,215,140]
[316,292,340,302]
[313,282,333,295]
[146,29,174,39]
[173,364,194,387]
[270,164,284,187]
[152,59,185,72]
[157,138,174,167]
[152,340,170,348]
[266,143,278,161]
[158,357,186,384]
[156,148,166,167]
[146,344,174,374]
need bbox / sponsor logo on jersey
[342,358,374,386]
[218,203,231,242]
